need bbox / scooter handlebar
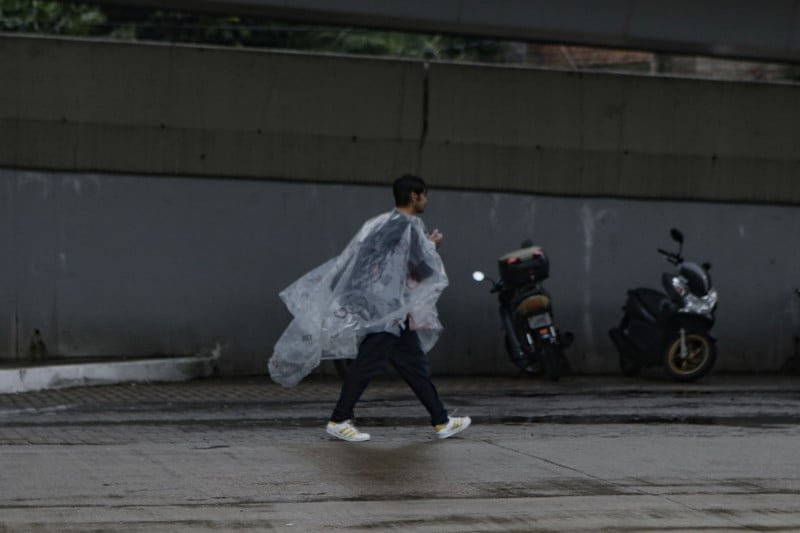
[657,248,681,264]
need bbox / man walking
[326,175,470,442]
[269,174,470,442]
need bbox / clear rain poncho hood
[268,210,449,387]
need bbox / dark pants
[330,328,449,426]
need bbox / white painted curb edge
[0,354,220,394]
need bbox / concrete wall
[423,63,800,203]
[3,34,800,204]
[0,35,424,183]
[1,170,799,376]
[2,35,800,374]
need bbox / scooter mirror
[670,228,684,244]
[472,271,485,282]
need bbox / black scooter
[474,241,573,380]
[609,228,719,382]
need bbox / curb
[0,353,219,394]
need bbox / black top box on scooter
[498,245,550,286]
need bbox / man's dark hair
[393,174,427,207]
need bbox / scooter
[473,240,573,380]
[608,228,719,382]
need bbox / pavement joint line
[484,439,648,496]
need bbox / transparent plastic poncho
[269,210,449,387]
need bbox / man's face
[409,191,428,214]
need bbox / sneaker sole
[436,418,471,439]
[326,426,370,442]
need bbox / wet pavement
[1,374,799,531]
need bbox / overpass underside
[88,0,800,64]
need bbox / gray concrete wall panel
[0,171,328,373]
[13,176,59,361]
[1,170,798,375]
[0,179,14,360]
[0,35,423,182]
[421,62,800,202]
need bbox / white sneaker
[326,420,371,442]
[434,416,471,439]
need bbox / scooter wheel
[663,331,717,382]
[540,345,562,382]
[506,335,544,376]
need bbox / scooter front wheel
[663,331,716,382]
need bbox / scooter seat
[516,294,551,315]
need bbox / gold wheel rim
[667,334,709,374]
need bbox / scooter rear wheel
[663,331,716,382]
[540,344,563,382]
[505,335,544,376]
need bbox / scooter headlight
[705,288,718,309]
[681,288,718,316]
